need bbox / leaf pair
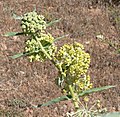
[9,34,68,59]
[32,85,115,108]
[4,19,61,37]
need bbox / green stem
[38,41,80,111]
[38,41,64,74]
[68,84,79,110]
[38,41,52,60]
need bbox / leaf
[10,52,25,59]
[12,13,23,20]
[78,85,116,97]
[54,34,69,42]
[4,32,24,37]
[34,95,72,108]
[10,51,38,59]
[46,18,61,27]
[32,86,115,108]
[10,46,50,59]
[99,112,120,117]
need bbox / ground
[0,0,120,117]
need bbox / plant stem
[68,84,79,110]
[38,41,52,60]
[38,41,80,111]
[38,41,63,73]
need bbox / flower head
[21,11,46,34]
[56,42,90,80]
[56,42,91,93]
[25,33,56,62]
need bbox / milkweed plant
[5,11,119,117]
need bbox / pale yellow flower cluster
[25,33,56,62]
[56,42,92,94]
[21,11,46,34]
[20,11,56,62]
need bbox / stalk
[38,41,63,73]
[38,41,52,60]
[38,41,80,111]
[68,84,79,110]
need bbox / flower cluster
[73,75,92,93]
[21,11,92,95]
[21,11,56,62]
[56,42,92,93]
[21,11,46,34]
[56,42,90,79]
[25,33,56,62]
[63,74,92,94]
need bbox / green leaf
[10,51,38,59]
[31,86,115,108]
[46,18,61,27]
[10,46,50,59]
[54,34,69,42]
[78,85,116,97]
[12,13,23,20]
[4,32,24,37]
[99,112,120,117]
[10,52,25,59]
[33,95,72,108]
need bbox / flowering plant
[5,11,118,117]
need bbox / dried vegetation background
[0,0,120,117]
